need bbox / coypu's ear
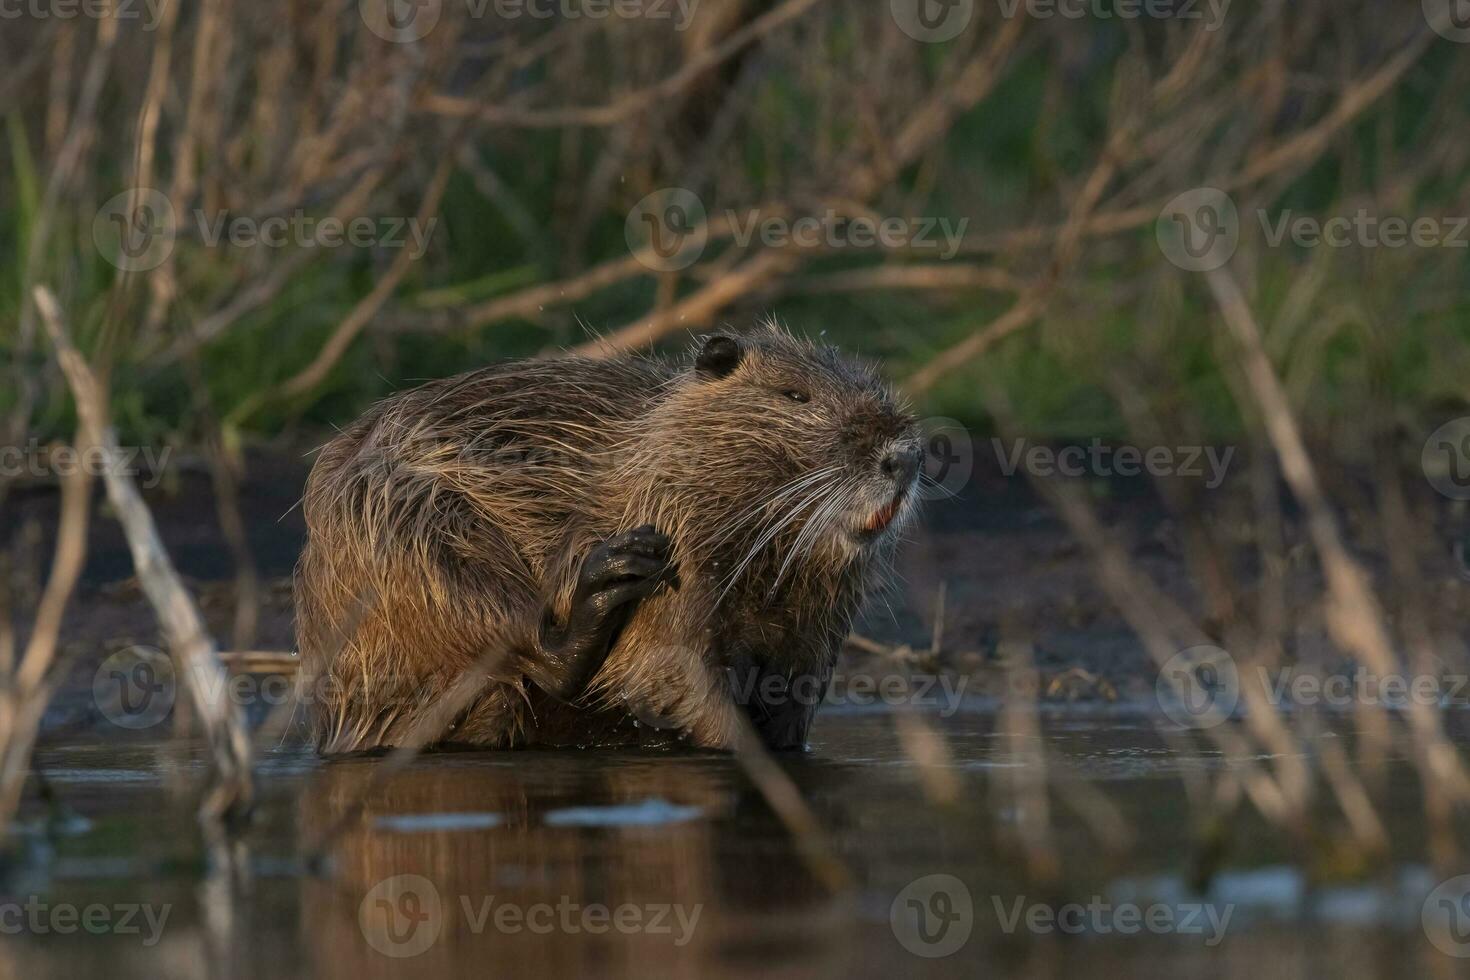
[694,334,743,379]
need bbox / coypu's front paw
[574,525,680,614]
[530,525,678,700]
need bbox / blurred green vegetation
[3,15,1468,455]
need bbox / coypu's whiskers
[770,483,861,597]
[715,474,846,607]
[705,466,843,553]
[915,470,956,499]
[716,501,815,603]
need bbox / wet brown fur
[294,324,921,753]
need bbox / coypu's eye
[781,389,811,404]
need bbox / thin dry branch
[904,293,1047,396]
[574,250,800,357]
[419,0,827,128]
[230,151,457,421]
[156,159,396,367]
[0,456,91,827]
[580,19,1028,356]
[899,18,1431,393]
[793,264,1025,296]
[34,286,253,823]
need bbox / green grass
[2,34,1468,453]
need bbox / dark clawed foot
[576,524,680,611]
[532,526,678,701]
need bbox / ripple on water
[541,798,704,827]
[372,812,506,833]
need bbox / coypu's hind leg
[525,525,679,701]
[719,644,837,751]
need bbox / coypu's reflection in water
[297,749,850,979]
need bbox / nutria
[294,323,923,754]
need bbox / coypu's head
[623,323,923,593]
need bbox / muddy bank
[5,444,1467,739]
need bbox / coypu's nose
[880,444,921,488]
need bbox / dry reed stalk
[34,286,253,824]
[0,453,91,829]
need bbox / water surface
[7,707,1468,979]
